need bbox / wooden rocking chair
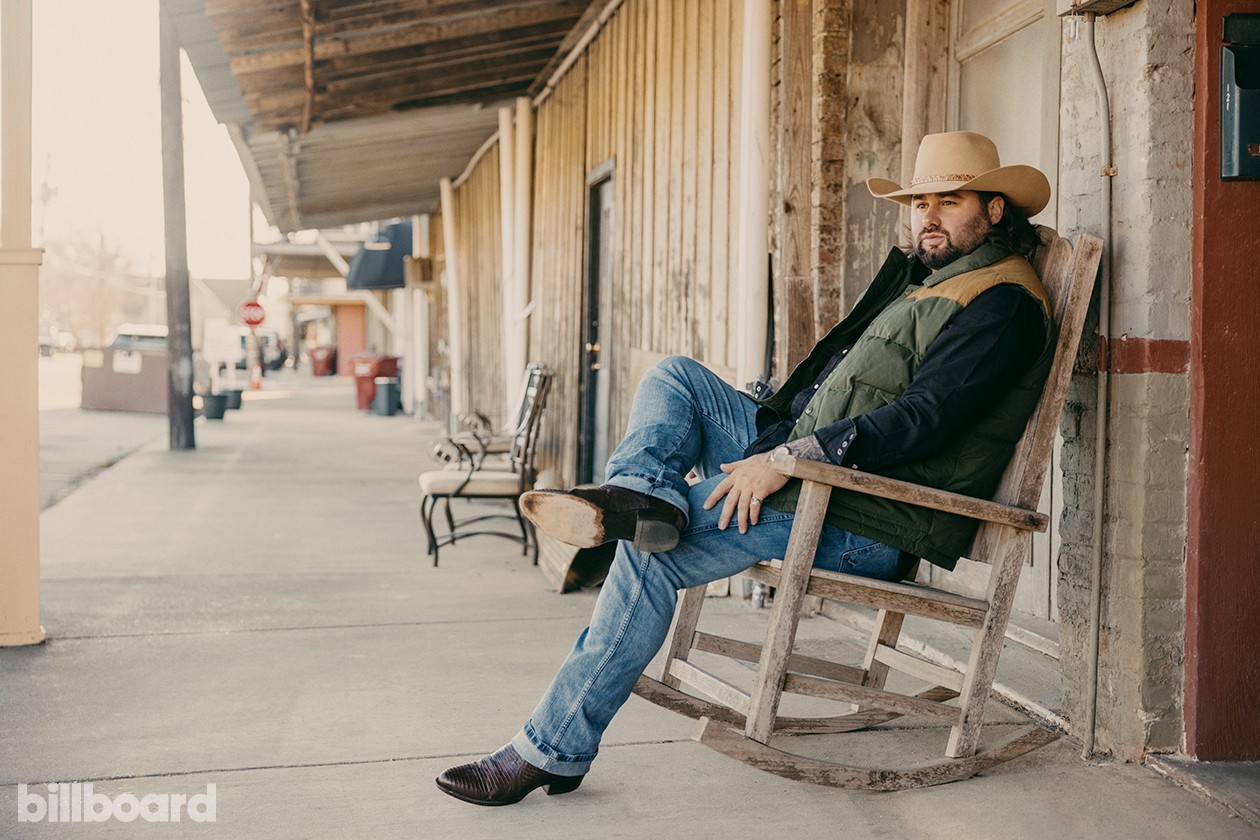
[634,229,1103,790]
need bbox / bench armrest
[768,451,1048,532]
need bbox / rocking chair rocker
[634,228,1104,790]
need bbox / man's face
[910,190,1004,270]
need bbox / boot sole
[434,774,583,806]
[521,492,607,548]
[521,491,681,553]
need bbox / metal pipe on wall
[1079,11,1115,759]
[736,0,772,389]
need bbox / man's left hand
[702,453,790,534]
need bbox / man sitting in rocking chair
[437,130,1055,806]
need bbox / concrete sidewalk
[2,372,1254,839]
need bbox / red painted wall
[1187,1,1260,761]
[334,304,367,377]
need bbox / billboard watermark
[17,782,216,823]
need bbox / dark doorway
[577,162,614,486]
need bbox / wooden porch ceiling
[164,0,602,231]
[203,0,590,134]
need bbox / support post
[736,0,771,389]
[513,95,534,370]
[160,4,195,449]
[411,214,431,418]
[439,178,466,425]
[498,106,519,411]
[0,0,46,646]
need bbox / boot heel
[633,518,681,553]
[545,775,584,796]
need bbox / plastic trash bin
[310,346,337,377]
[372,377,400,416]
[350,353,400,410]
[200,393,228,420]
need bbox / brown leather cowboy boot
[436,745,584,806]
[520,485,686,553]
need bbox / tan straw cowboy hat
[867,131,1051,216]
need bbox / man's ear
[986,194,1006,225]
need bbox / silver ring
[750,497,762,506]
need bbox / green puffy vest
[761,243,1056,569]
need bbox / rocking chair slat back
[968,229,1103,563]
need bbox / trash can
[350,353,400,410]
[309,346,337,377]
[372,377,400,416]
[223,389,243,410]
[200,393,229,420]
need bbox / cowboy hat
[867,131,1051,216]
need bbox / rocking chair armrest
[768,451,1048,533]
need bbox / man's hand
[702,453,791,534]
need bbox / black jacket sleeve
[812,284,1046,469]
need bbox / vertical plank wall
[528,0,746,487]
[441,146,507,426]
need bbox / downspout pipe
[1079,10,1115,760]
[736,0,772,390]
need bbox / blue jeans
[510,356,906,776]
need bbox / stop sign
[238,298,266,327]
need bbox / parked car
[226,326,288,370]
[108,323,170,351]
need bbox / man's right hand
[702,453,790,534]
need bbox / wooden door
[578,165,616,485]
[926,0,1063,631]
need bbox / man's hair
[976,191,1041,260]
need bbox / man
[436,131,1054,806]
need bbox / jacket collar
[919,241,1015,287]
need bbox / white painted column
[736,0,772,390]
[0,0,46,646]
[390,284,412,411]
[512,96,534,368]
[439,178,466,424]
[410,214,431,418]
[497,107,520,413]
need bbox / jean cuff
[510,725,594,777]
[604,474,690,524]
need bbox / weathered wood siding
[528,0,745,486]
[448,146,508,426]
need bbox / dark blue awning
[345,222,412,290]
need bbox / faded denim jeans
[511,356,906,776]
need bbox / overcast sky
[31,0,252,280]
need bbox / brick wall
[1055,0,1195,760]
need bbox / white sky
[31,0,251,280]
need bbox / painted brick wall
[1055,0,1194,760]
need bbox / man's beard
[913,211,994,270]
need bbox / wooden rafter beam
[299,0,315,133]
[527,0,608,94]
[225,3,585,74]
